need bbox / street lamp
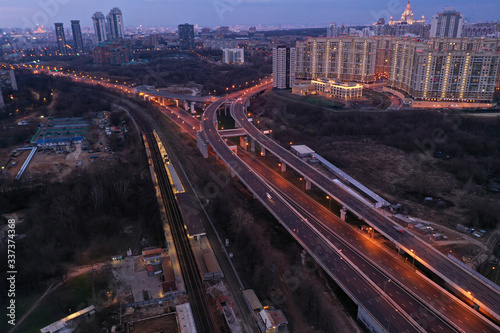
[326,196,331,210]
[493,267,499,284]
[384,279,392,293]
[468,291,475,304]
[410,249,415,266]
[387,309,398,332]
[334,256,343,275]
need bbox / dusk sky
[1,0,499,29]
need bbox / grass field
[10,273,97,333]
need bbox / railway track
[128,102,218,333]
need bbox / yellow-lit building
[295,36,500,103]
[295,37,378,83]
[389,0,425,26]
[311,78,363,100]
[389,38,500,102]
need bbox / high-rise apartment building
[327,23,350,38]
[293,36,500,103]
[389,38,500,102]
[178,24,195,50]
[223,48,244,64]
[273,46,296,89]
[430,7,464,38]
[107,7,125,39]
[54,23,67,55]
[92,12,107,43]
[71,20,84,54]
[295,37,378,83]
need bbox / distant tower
[430,7,464,38]
[107,7,125,39]
[71,20,84,54]
[400,0,415,24]
[273,45,296,89]
[92,12,107,43]
[54,23,67,55]
[178,24,195,50]
[327,22,336,38]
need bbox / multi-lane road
[237,145,499,333]
[201,88,426,332]
[229,83,500,325]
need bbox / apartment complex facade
[390,38,500,102]
[295,37,378,83]
[294,36,500,103]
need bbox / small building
[161,257,177,294]
[176,303,196,333]
[456,224,470,233]
[40,305,96,333]
[142,247,164,266]
[242,289,263,313]
[258,308,288,333]
[291,145,315,158]
[392,214,413,227]
[432,233,444,241]
[414,223,432,235]
[292,83,313,96]
[31,117,89,148]
[311,78,363,100]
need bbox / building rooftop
[242,289,263,312]
[176,192,206,237]
[291,145,315,156]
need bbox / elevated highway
[201,85,428,333]
[228,83,500,325]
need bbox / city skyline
[1,0,500,30]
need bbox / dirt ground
[126,308,178,333]
[321,140,500,268]
[0,115,144,185]
[325,141,472,227]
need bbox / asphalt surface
[201,87,422,333]
[230,83,500,325]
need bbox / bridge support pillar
[305,179,312,190]
[230,168,235,178]
[240,136,248,150]
[183,100,188,111]
[175,99,179,107]
[261,146,266,157]
[190,101,196,114]
[340,207,347,222]
[280,161,286,172]
[250,138,255,152]
[216,154,219,161]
